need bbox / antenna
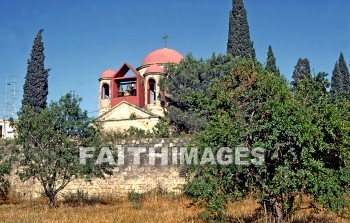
[3,77,18,120]
[11,77,17,118]
[1,76,18,138]
[4,79,9,120]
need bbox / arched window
[102,84,110,99]
[148,79,156,105]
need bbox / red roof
[145,64,164,74]
[114,63,140,78]
[100,69,115,79]
[141,48,183,66]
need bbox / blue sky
[0,0,349,118]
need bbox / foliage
[331,62,343,92]
[61,190,113,206]
[184,57,350,222]
[265,45,279,75]
[291,58,311,91]
[124,126,152,138]
[251,41,257,61]
[127,190,144,209]
[338,53,350,92]
[314,72,330,94]
[22,29,50,111]
[14,92,112,206]
[62,190,89,206]
[227,0,254,59]
[152,118,171,138]
[184,164,247,222]
[331,53,350,99]
[129,112,137,120]
[100,119,172,141]
[161,53,233,134]
[0,147,12,200]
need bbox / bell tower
[141,64,165,117]
[98,69,114,116]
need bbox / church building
[96,47,183,132]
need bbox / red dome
[145,64,164,74]
[141,48,183,66]
[100,69,115,79]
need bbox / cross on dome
[162,33,169,48]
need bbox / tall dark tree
[227,0,254,59]
[331,53,350,95]
[22,29,49,110]
[162,54,231,133]
[331,61,343,92]
[265,45,279,74]
[292,58,311,90]
[251,41,256,61]
[338,52,350,92]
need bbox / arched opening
[148,79,156,105]
[102,84,110,99]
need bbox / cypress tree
[265,45,279,74]
[338,53,350,92]
[331,61,343,92]
[292,58,311,90]
[22,29,50,110]
[227,0,254,59]
[251,41,257,61]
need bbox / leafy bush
[152,118,171,138]
[62,190,115,206]
[125,126,152,138]
[0,145,12,201]
[100,120,173,141]
[127,190,144,209]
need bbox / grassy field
[0,192,348,223]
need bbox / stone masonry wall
[8,138,190,199]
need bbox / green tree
[162,53,231,133]
[251,41,257,61]
[185,58,350,222]
[265,45,279,75]
[22,29,50,110]
[227,0,254,59]
[14,93,111,206]
[331,61,343,92]
[314,72,330,95]
[338,52,350,92]
[291,58,311,91]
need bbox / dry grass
[0,192,349,223]
[226,197,349,223]
[0,193,201,223]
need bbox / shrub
[0,146,12,201]
[127,190,144,209]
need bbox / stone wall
[8,138,190,199]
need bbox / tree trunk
[269,197,283,223]
[286,195,295,219]
[49,193,56,207]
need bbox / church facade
[96,48,183,132]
